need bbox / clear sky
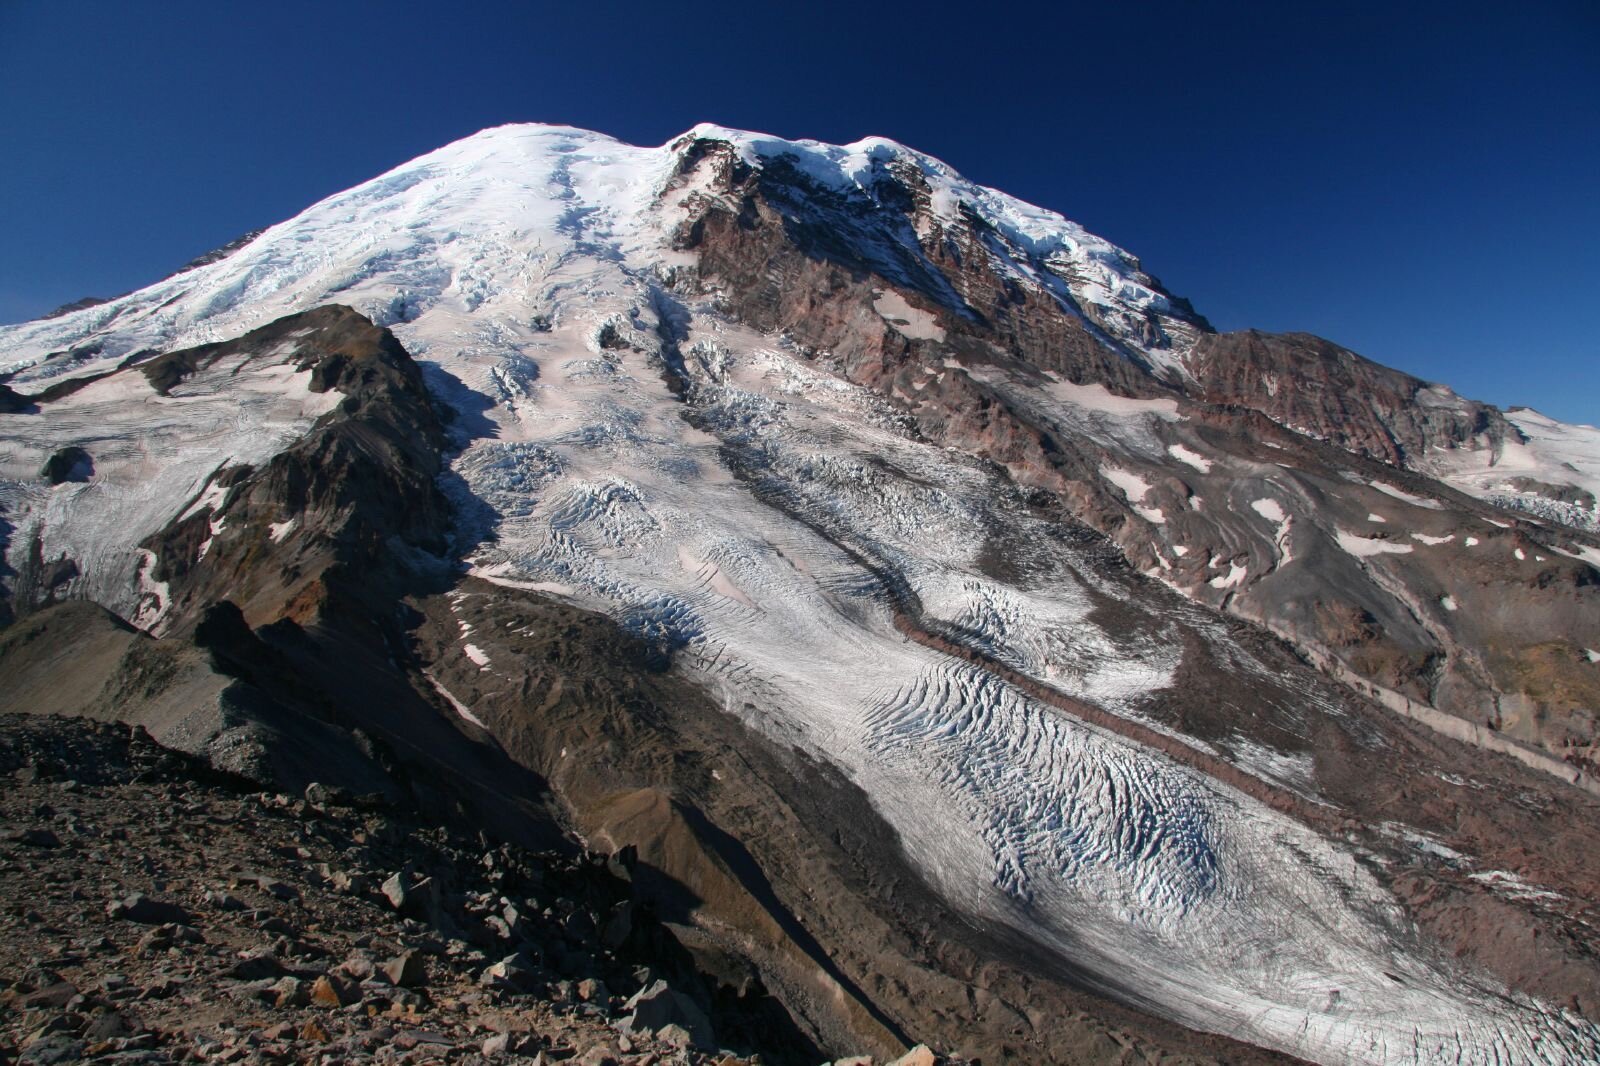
[2,1,1596,422]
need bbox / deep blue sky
[2,1,1596,422]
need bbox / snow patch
[1046,380,1181,420]
[1167,443,1212,473]
[1209,561,1248,590]
[1100,466,1165,524]
[1423,409,1600,533]
[1556,543,1600,568]
[872,289,945,341]
[1335,530,1415,557]
[1469,869,1565,903]
[1250,498,1286,524]
[424,671,488,728]
[131,549,169,633]
[1387,824,1467,863]
[1369,481,1442,510]
[180,480,230,522]
[1249,498,1294,565]
[463,643,491,668]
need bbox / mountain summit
[3,124,1599,1065]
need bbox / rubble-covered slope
[2,123,1599,1065]
[0,712,862,1066]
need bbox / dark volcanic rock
[39,295,111,320]
[106,894,192,925]
[38,446,92,484]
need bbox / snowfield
[2,123,1596,1064]
[0,343,340,628]
[1421,408,1600,531]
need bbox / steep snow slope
[2,124,1598,1064]
[0,124,1199,388]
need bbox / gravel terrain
[0,714,940,1066]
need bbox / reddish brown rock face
[1185,329,1512,465]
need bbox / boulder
[82,1010,134,1041]
[303,781,350,807]
[224,953,285,981]
[231,872,298,901]
[4,827,62,848]
[383,950,426,988]
[576,1043,621,1066]
[18,1033,85,1065]
[381,871,438,918]
[381,872,410,910]
[204,889,245,911]
[478,953,535,990]
[620,979,716,1050]
[106,893,191,925]
[309,974,346,1008]
[270,976,307,1008]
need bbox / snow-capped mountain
[3,124,1599,1065]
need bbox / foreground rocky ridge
[0,123,1598,1063]
[0,711,950,1066]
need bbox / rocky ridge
[0,712,950,1066]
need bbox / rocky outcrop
[1185,329,1514,465]
[0,381,34,412]
[668,133,1180,398]
[37,446,92,485]
[0,712,811,1065]
[38,295,111,320]
[139,304,452,634]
